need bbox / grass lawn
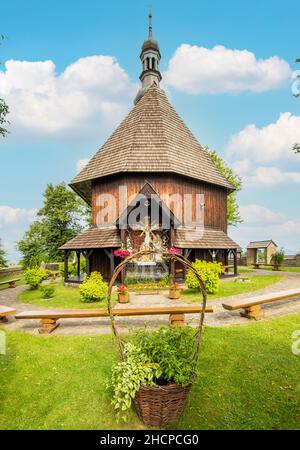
[0,274,25,291]
[252,266,300,273]
[277,267,300,273]
[182,274,283,303]
[18,281,116,309]
[0,313,299,430]
[230,266,254,274]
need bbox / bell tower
[135,12,162,104]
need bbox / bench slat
[0,278,20,286]
[0,305,17,317]
[222,288,300,310]
[15,305,213,320]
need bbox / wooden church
[60,14,239,282]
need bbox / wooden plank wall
[92,173,228,233]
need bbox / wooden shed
[246,240,277,265]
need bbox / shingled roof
[247,240,277,249]
[174,227,238,249]
[70,84,233,203]
[59,227,121,250]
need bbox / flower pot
[134,383,191,428]
[169,287,181,299]
[118,292,130,303]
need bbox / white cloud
[245,166,300,187]
[239,204,284,224]
[0,205,37,224]
[0,56,136,138]
[227,112,300,164]
[164,44,291,94]
[229,204,300,253]
[76,158,90,173]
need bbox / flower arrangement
[117,284,130,303]
[167,246,181,255]
[114,249,131,259]
[117,284,127,293]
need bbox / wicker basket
[107,249,207,428]
[134,383,191,428]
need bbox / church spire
[148,11,153,40]
[135,11,162,103]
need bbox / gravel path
[1,270,300,335]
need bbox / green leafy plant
[40,284,56,299]
[24,268,48,289]
[110,342,162,420]
[109,326,197,421]
[271,248,285,265]
[186,259,223,293]
[79,271,108,303]
[160,274,173,287]
[124,276,138,286]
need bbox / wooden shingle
[70,84,233,203]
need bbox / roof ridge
[157,88,232,189]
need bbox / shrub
[186,259,223,294]
[24,268,47,289]
[271,248,285,265]
[40,284,56,298]
[124,276,138,286]
[79,271,108,303]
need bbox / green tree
[0,238,7,267]
[207,148,243,226]
[18,183,89,266]
[0,35,9,137]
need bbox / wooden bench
[0,305,17,322]
[223,265,234,274]
[15,305,214,334]
[222,288,300,320]
[0,278,20,289]
[252,263,281,271]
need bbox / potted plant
[107,249,207,428]
[169,281,182,299]
[117,284,130,303]
[109,326,197,427]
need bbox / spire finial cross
[148,5,153,40]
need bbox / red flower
[114,249,131,259]
[168,246,180,255]
[117,284,127,293]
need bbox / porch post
[76,250,81,280]
[104,249,115,279]
[120,229,126,284]
[170,226,175,280]
[64,250,70,283]
[83,250,93,276]
[233,249,238,276]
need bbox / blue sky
[1,0,300,261]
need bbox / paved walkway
[1,270,300,335]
